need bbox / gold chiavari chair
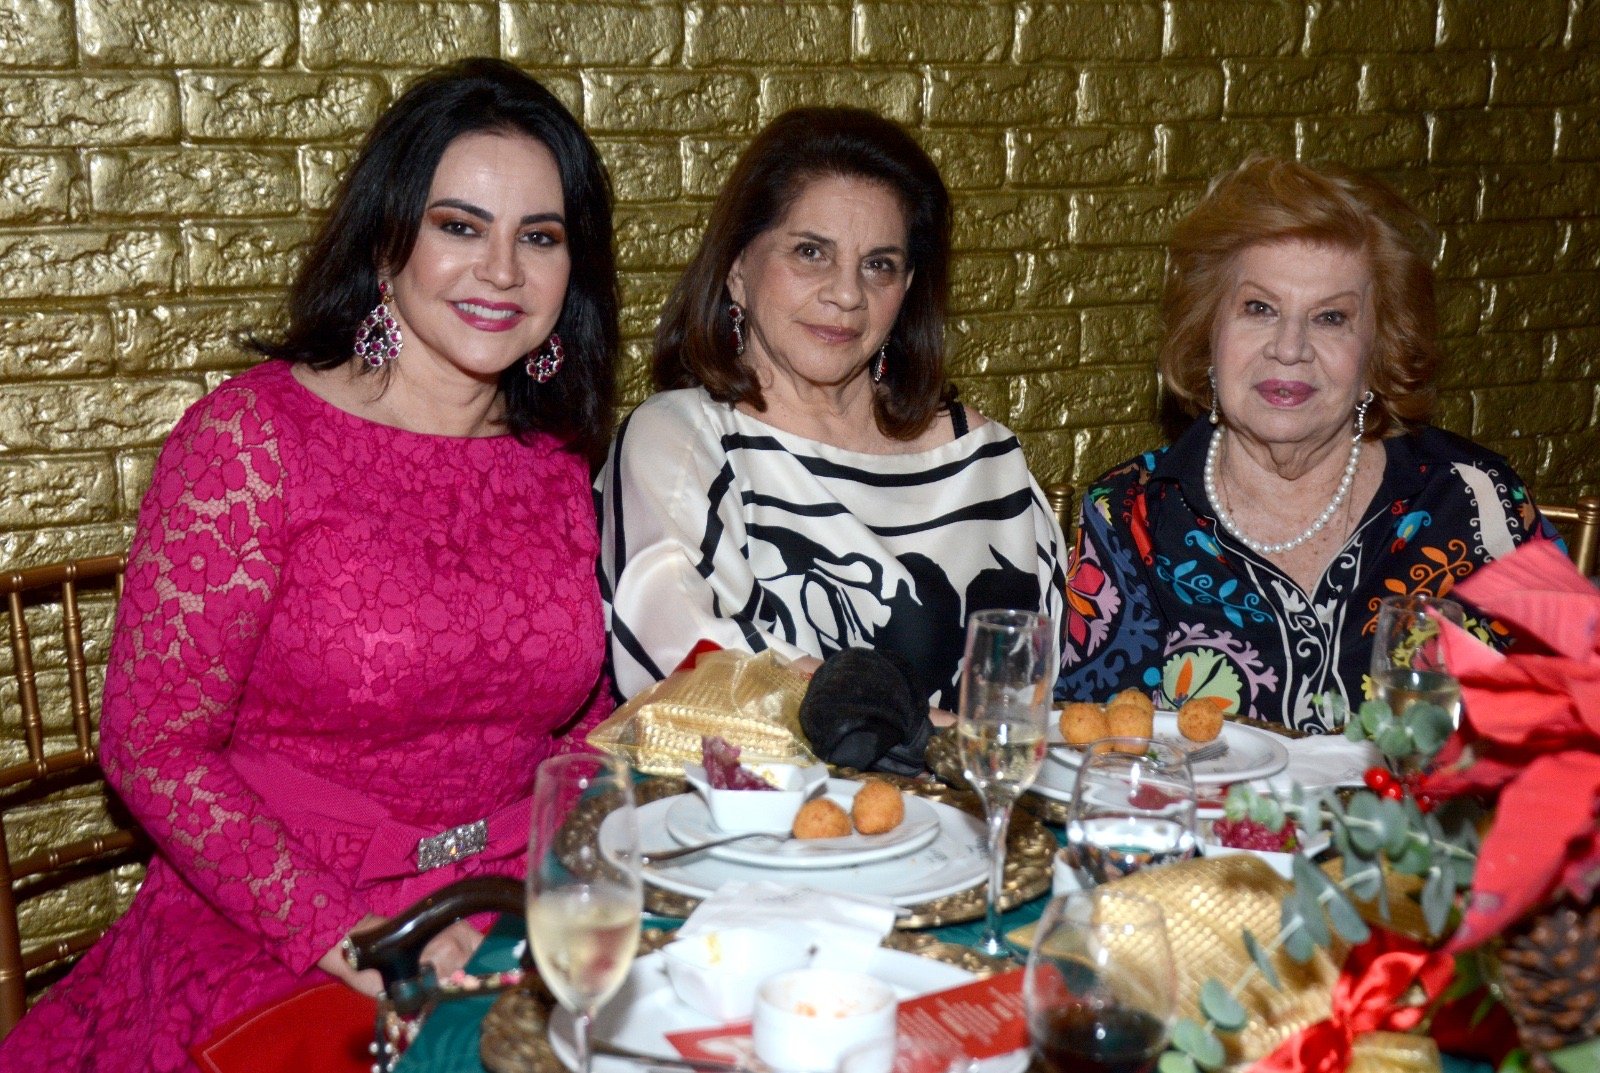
[0,554,148,1039]
[1541,495,1600,577]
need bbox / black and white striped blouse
[598,388,1067,709]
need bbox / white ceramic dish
[661,928,816,1021]
[1199,820,1331,879]
[1036,712,1290,794]
[547,950,1029,1073]
[662,781,941,869]
[683,762,830,835]
[603,791,987,906]
[753,968,897,1072]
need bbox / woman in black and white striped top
[598,107,1065,736]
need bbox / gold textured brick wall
[2,3,1598,956]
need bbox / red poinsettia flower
[1420,539,1600,950]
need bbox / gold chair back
[0,554,147,1039]
[1541,495,1600,577]
[1045,481,1075,545]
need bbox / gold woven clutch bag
[587,650,819,775]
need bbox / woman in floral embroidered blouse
[1058,158,1559,732]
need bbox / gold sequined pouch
[586,650,819,775]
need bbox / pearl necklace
[1203,427,1362,556]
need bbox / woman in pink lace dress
[0,59,619,1072]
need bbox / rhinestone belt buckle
[415,818,488,872]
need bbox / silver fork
[640,831,784,864]
[1184,739,1229,763]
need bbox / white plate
[662,780,941,869]
[1032,712,1289,799]
[604,793,987,906]
[549,950,1029,1073]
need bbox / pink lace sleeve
[100,383,362,973]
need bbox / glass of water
[1065,740,1197,885]
[1370,594,1465,727]
[956,608,1057,958]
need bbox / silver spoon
[640,831,784,864]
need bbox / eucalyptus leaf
[1343,719,1365,742]
[1200,980,1247,1032]
[1422,866,1453,936]
[1346,793,1383,855]
[1254,794,1286,831]
[1171,1018,1225,1069]
[1408,701,1453,757]
[1242,928,1281,989]
[1390,834,1432,876]
[1376,721,1413,757]
[1158,1052,1199,1073]
[1344,860,1385,900]
[1280,900,1317,962]
[1300,790,1326,839]
[1357,699,1389,737]
[1325,888,1372,944]
[1379,797,1411,856]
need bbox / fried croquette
[1105,700,1155,748]
[1058,702,1110,747]
[792,797,853,839]
[1177,696,1227,742]
[1110,688,1156,719]
[850,778,905,835]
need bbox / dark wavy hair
[653,107,953,441]
[1160,156,1439,439]
[249,57,618,459]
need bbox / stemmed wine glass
[526,753,643,1073]
[1370,594,1465,727]
[1025,889,1176,1073]
[956,608,1057,958]
[1065,740,1198,885]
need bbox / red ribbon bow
[1250,930,1454,1073]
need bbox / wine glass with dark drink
[1024,889,1176,1073]
[1066,739,1197,884]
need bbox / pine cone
[1497,897,1600,1067]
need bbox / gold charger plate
[557,772,1053,930]
[479,929,1013,1073]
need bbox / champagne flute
[1065,740,1197,885]
[1025,890,1176,1073]
[956,608,1057,958]
[1370,594,1465,727]
[526,753,643,1073]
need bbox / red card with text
[665,969,1027,1064]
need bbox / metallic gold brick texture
[2,0,1598,956]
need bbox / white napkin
[1262,734,1383,793]
[677,879,897,967]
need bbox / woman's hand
[319,914,387,998]
[319,917,486,997]
[929,707,956,728]
[419,919,486,981]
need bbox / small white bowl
[752,968,898,1073]
[660,927,815,1021]
[1200,821,1330,878]
[682,762,829,835]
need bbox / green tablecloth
[392,899,1493,1073]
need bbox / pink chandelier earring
[871,343,888,384]
[729,303,746,356]
[353,279,402,368]
[526,333,565,383]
